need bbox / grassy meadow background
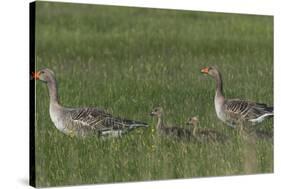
[34,2,273,187]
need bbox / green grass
[34,1,273,187]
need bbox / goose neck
[47,78,60,106]
[214,72,224,99]
[156,116,164,130]
[192,123,197,136]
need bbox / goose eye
[41,71,45,74]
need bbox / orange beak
[32,71,40,80]
[200,67,209,74]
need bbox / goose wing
[69,107,148,132]
[224,99,273,122]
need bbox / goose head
[201,66,220,78]
[150,107,163,118]
[33,68,55,83]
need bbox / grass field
[34,2,273,187]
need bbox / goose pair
[201,66,273,131]
[33,68,148,138]
[150,107,227,143]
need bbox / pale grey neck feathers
[46,75,60,106]
[214,71,224,99]
[156,116,164,130]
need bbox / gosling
[150,107,195,140]
[187,116,228,143]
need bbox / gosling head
[32,68,56,83]
[187,116,199,126]
[150,107,164,118]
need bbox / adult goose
[150,107,195,140]
[33,68,148,137]
[201,66,273,129]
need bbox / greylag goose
[201,66,273,130]
[33,68,148,137]
[150,107,194,140]
[187,116,228,143]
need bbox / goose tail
[249,105,274,123]
[125,119,149,129]
[266,106,274,115]
[99,119,148,137]
[107,117,149,130]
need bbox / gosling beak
[200,67,209,74]
[32,71,40,80]
[150,112,155,116]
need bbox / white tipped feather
[249,113,274,123]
